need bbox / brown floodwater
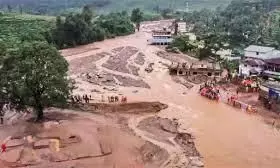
[129,68,280,168]
[64,29,280,168]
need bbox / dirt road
[60,20,280,168]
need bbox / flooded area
[132,69,280,168]
[60,21,280,168]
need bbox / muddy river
[63,29,280,168]
[130,69,280,168]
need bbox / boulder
[189,157,204,167]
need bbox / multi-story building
[239,45,280,77]
[148,30,173,45]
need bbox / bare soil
[134,52,145,66]
[171,76,194,89]
[156,51,196,63]
[113,74,150,88]
[138,116,200,158]
[0,108,169,168]
[69,52,109,74]
[80,102,168,114]
[102,46,139,74]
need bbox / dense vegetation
[0,6,137,120]
[169,0,280,62]
[184,0,280,50]
[0,13,55,48]
[0,40,71,121]
[0,6,135,49]
[51,6,134,48]
[0,0,231,15]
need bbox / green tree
[170,36,196,52]
[82,5,93,24]
[131,8,143,31]
[0,41,72,121]
[197,48,213,60]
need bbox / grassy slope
[0,13,55,44]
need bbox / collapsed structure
[169,61,222,78]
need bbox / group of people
[199,81,220,100]
[107,96,127,103]
[70,94,91,104]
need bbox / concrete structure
[216,49,241,61]
[148,30,173,45]
[239,59,265,76]
[169,61,222,77]
[244,45,275,59]
[239,45,280,77]
[177,22,187,34]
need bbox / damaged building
[169,61,222,78]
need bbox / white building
[244,45,276,59]
[177,22,187,34]
[239,59,265,76]
[239,45,280,77]
[148,30,173,45]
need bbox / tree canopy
[131,8,144,31]
[50,9,134,49]
[184,0,280,50]
[0,41,71,121]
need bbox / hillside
[0,13,55,46]
[0,0,231,15]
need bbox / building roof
[265,57,280,65]
[169,62,190,70]
[263,50,280,60]
[191,61,221,70]
[244,59,265,66]
[244,45,275,53]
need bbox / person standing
[0,110,4,125]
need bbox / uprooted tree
[0,41,72,121]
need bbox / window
[215,72,220,76]
[179,71,183,75]
[256,52,259,55]
[207,72,212,76]
[193,72,197,75]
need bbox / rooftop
[191,61,221,70]
[245,45,275,53]
[263,50,280,59]
[243,59,265,66]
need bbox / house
[190,61,222,77]
[177,22,187,34]
[169,61,222,77]
[239,45,280,77]
[244,45,275,59]
[216,49,241,61]
[239,59,265,76]
[263,57,280,80]
[148,30,173,45]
